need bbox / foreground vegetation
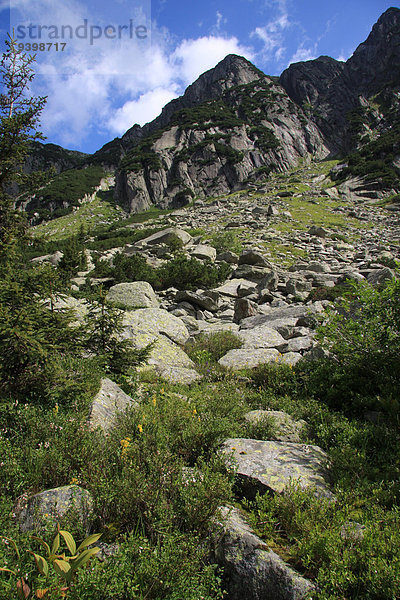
[1,266,400,598]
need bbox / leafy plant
[1,529,102,598]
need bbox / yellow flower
[137,424,143,433]
[69,477,79,485]
[152,395,157,407]
[54,404,59,415]
[192,408,197,416]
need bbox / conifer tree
[0,33,47,267]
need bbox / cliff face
[114,58,329,212]
[22,8,400,217]
[279,7,400,150]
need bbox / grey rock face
[88,378,138,433]
[222,438,334,499]
[214,507,315,600]
[107,281,159,309]
[18,486,94,533]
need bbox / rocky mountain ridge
[22,7,400,220]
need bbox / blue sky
[0,0,398,153]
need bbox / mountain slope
[22,8,400,219]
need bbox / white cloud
[251,0,290,63]
[7,0,253,148]
[171,35,253,85]
[108,87,178,134]
[289,46,316,64]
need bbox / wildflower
[137,424,143,433]
[192,408,197,416]
[120,437,132,456]
[54,404,59,415]
[152,395,157,407]
[70,477,79,485]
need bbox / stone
[191,244,217,261]
[132,332,195,371]
[88,378,138,433]
[238,324,288,352]
[234,298,259,323]
[234,264,272,282]
[222,438,333,499]
[219,348,280,370]
[123,308,190,345]
[257,271,279,292]
[240,306,313,330]
[215,279,256,298]
[138,227,192,247]
[239,249,271,267]
[286,336,313,353]
[31,250,63,266]
[308,225,328,238]
[157,366,202,385]
[18,485,94,533]
[216,251,239,264]
[107,281,159,309]
[175,290,220,312]
[244,410,306,443]
[367,267,396,287]
[214,507,315,600]
[278,352,303,366]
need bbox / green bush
[246,485,400,600]
[157,255,231,290]
[209,231,243,255]
[186,331,243,365]
[313,278,400,415]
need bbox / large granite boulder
[222,438,333,499]
[191,244,217,261]
[219,348,280,370]
[123,308,190,345]
[107,281,159,309]
[18,485,94,533]
[214,507,315,600]
[137,227,192,247]
[88,378,138,433]
[238,324,288,352]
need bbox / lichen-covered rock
[107,281,159,309]
[244,410,307,443]
[238,249,271,267]
[222,438,333,499]
[88,378,138,433]
[18,486,94,533]
[157,366,202,385]
[123,308,190,345]
[238,324,288,352]
[219,348,280,370]
[214,507,315,600]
